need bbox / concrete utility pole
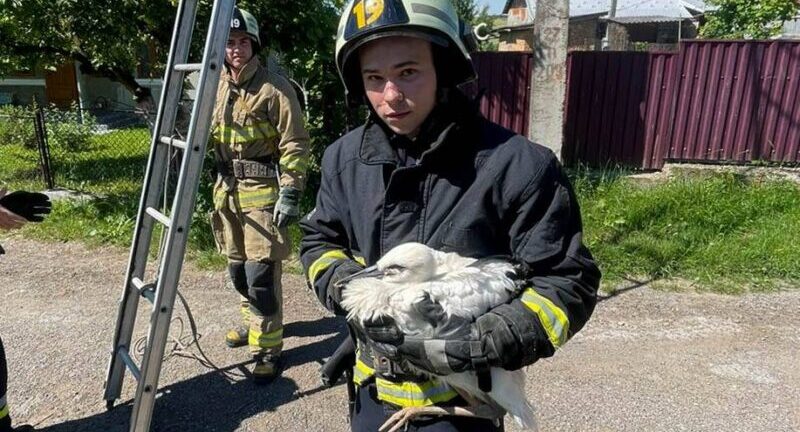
[529,0,570,159]
[602,0,618,49]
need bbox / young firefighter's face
[225,31,253,71]
[359,36,437,139]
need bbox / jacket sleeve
[299,150,365,313]
[484,155,600,370]
[268,75,311,192]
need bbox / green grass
[576,170,800,293]
[0,142,45,191]
[1,127,151,194]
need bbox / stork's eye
[384,265,404,276]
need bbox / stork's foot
[378,404,505,432]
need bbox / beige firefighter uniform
[210,55,310,357]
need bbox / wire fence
[1,106,153,195]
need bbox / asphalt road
[1,238,798,432]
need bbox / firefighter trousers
[229,260,283,357]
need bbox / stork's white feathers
[340,242,538,431]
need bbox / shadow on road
[34,317,349,432]
[598,276,656,302]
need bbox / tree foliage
[1,0,348,196]
[451,0,497,51]
[700,0,800,39]
[0,0,342,105]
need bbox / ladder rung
[159,135,187,150]
[119,348,141,381]
[131,277,156,303]
[145,207,172,228]
[174,63,202,72]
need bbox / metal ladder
[102,0,234,430]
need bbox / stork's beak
[334,265,384,288]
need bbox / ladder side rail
[103,0,200,404]
[129,1,234,430]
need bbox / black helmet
[335,0,478,106]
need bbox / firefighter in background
[210,7,310,384]
[301,0,599,429]
[1,188,51,432]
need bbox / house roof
[503,0,708,23]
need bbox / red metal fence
[667,41,800,165]
[475,41,800,169]
[469,52,533,137]
[566,40,800,168]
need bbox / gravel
[0,237,798,432]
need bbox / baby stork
[339,242,537,432]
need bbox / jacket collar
[358,89,479,165]
[224,55,261,86]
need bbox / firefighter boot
[252,355,281,385]
[225,325,249,348]
[225,261,250,348]
[245,261,283,384]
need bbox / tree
[0,0,342,108]
[700,0,800,39]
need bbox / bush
[0,105,37,148]
[44,103,97,151]
[0,103,97,151]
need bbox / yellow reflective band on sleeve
[521,288,570,348]
[236,187,279,209]
[0,403,9,420]
[354,256,366,266]
[214,122,278,144]
[375,377,459,408]
[308,249,350,283]
[279,153,309,173]
[248,327,284,348]
[353,355,375,386]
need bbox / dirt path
[1,237,798,432]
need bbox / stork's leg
[378,389,504,432]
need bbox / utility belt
[217,157,277,180]
[371,348,428,383]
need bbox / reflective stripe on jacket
[211,56,310,211]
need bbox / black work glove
[272,186,301,228]
[0,191,52,222]
[363,298,509,378]
[326,259,365,313]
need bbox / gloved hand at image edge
[272,186,300,228]
[0,190,52,222]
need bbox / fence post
[34,107,55,189]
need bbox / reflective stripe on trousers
[353,350,459,408]
[351,383,503,432]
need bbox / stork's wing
[426,263,518,320]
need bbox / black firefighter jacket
[300,94,600,374]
